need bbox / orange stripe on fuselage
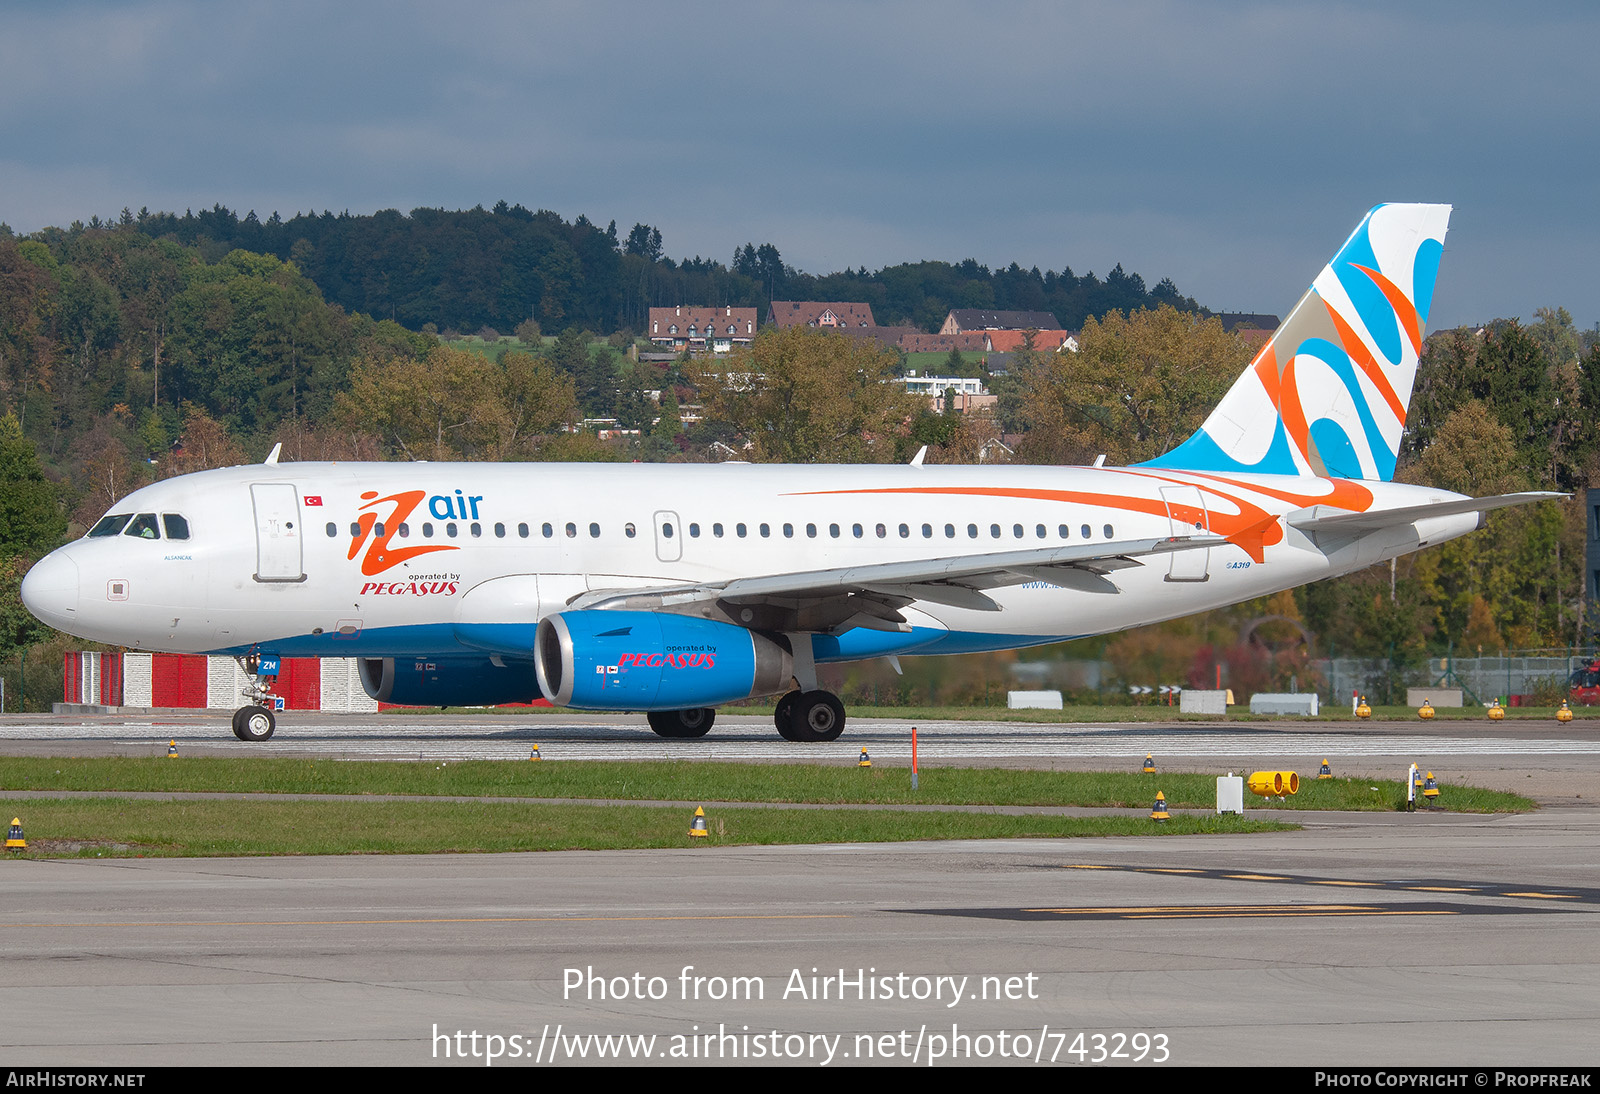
[791,474,1296,564]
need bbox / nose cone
[21,551,79,632]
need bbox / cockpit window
[88,514,132,538]
[162,514,190,540]
[124,513,161,540]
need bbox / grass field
[0,758,1528,858]
[0,757,1532,812]
[0,798,1294,858]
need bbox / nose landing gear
[231,705,277,741]
[231,653,282,741]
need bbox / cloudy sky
[2,0,1595,330]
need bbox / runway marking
[2,913,851,930]
[914,902,1558,922]
[1405,886,1480,892]
[1052,864,1600,904]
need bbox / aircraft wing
[1286,492,1563,534]
[572,533,1223,626]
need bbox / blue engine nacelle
[535,611,793,711]
[359,655,541,707]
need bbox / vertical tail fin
[1142,203,1451,481]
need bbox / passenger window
[967,524,978,539]
[398,522,410,538]
[542,523,553,538]
[689,523,700,538]
[470,522,482,537]
[125,513,160,540]
[829,523,840,538]
[713,523,724,538]
[759,523,770,538]
[1036,524,1046,539]
[1059,524,1069,538]
[1081,524,1091,539]
[566,522,577,538]
[349,522,361,537]
[661,522,673,539]
[990,524,1001,538]
[876,524,886,538]
[852,523,863,538]
[423,522,435,538]
[589,522,600,538]
[494,523,506,538]
[1104,524,1114,538]
[736,523,747,538]
[806,523,817,538]
[782,523,793,538]
[922,523,932,538]
[945,524,955,538]
[374,522,385,537]
[88,514,132,538]
[518,523,529,538]
[162,514,190,540]
[898,524,909,538]
[1013,524,1023,538]
[625,523,636,538]
[325,522,337,538]
[447,523,459,538]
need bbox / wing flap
[574,534,1221,614]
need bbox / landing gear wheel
[774,691,800,740]
[647,708,716,739]
[233,705,276,742]
[787,690,846,743]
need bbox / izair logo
[348,489,477,576]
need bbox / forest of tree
[60,202,1202,336]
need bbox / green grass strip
[0,798,1293,858]
[0,757,1534,812]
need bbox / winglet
[264,442,282,465]
[909,445,927,468]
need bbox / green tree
[690,327,921,463]
[0,413,64,555]
[336,345,505,460]
[1016,305,1249,465]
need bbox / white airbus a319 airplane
[21,204,1556,742]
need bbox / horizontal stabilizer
[1287,492,1563,534]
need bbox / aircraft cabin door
[251,483,306,582]
[653,510,682,563]
[1160,485,1209,582]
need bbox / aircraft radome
[21,204,1557,742]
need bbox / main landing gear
[767,632,846,742]
[647,708,716,738]
[231,653,281,742]
[774,689,846,742]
